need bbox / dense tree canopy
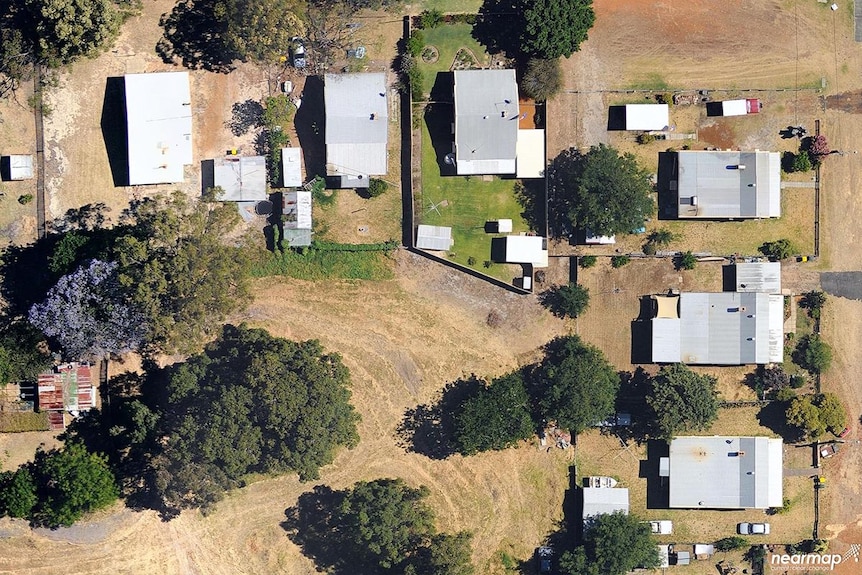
[151,324,360,511]
[453,372,534,455]
[474,0,595,59]
[646,364,719,439]
[786,393,846,439]
[0,442,118,527]
[535,335,619,434]
[219,0,304,62]
[793,334,833,374]
[520,58,562,101]
[287,479,474,575]
[548,145,654,238]
[560,511,659,575]
[542,282,590,318]
[113,192,249,355]
[4,0,121,71]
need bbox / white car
[737,522,770,535]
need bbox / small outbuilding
[37,363,96,430]
[1,155,34,180]
[731,261,782,294]
[624,104,669,131]
[490,235,548,267]
[416,225,454,251]
[582,486,630,525]
[282,190,312,247]
[281,147,304,188]
[210,156,268,202]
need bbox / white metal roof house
[453,70,519,175]
[665,436,783,509]
[582,486,630,524]
[624,104,669,131]
[124,72,193,186]
[651,292,783,365]
[490,235,548,268]
[211,156,268,202]
[324,73,388,184]
[675,150,781,219]
[281,147,304,188]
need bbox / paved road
[821,271,862,300]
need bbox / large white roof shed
[124,72,193,185]
[676,150,781,219]
[624,104,669,131]
[454,69,519,175]
[582,487,629,523]
[324,73,388,178]
[490,235,548,268]
[669,436,783,509]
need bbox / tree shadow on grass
[395,376,484,459]
[282,485,353,574]
[757,400,803,443]
[156,0,238,73]
[514,179,546,235]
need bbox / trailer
[718,99,762,116]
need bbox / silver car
[737,522,770,535]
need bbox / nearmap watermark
[769,544,860,571]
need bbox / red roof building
[37,363,96,430]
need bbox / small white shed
[2,155,34,180]
[624,104,669,131]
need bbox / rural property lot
[2,1,862,574]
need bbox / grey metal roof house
[582,486,629,523]
[651,292,783,365]
[324,73,388,182]
[667,436,783,509]
[212,156,268,202]
[732,262,782,294]
[675,150,781,219]
[453,70,518,175]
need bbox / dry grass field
[3,0,862,573]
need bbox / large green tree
[786,393,846,439]
[793,334,833,374]
[454,372,535,455]
[219,0,304,62]
[560,512,659,575]
[646,364,719,439]
[15,0,120,68]
[535,335,619,434]
[152,324,360,511]
[337,479,436,570]
[474,0,595,59]
[548,144,654,238]
[0,442,119,527]
[520,57,562,101]
[113,192,250,355]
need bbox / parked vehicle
[290,37,306,69]
[737,522,770,535]
[536,547,553,574]
[820,443,840,459]
[838,427,850,438]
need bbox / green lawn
[414,0,482,14]
[416,23,489,95]
[418,120,530,280]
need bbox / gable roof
[676,150,781,218]
[124,72,193,185]
[324,73,388,177]
[213,156,267,201]
[582,487,630,522]
[669,436,783,509]
[453,70,519,175]
[651,292,783,365]
[38,363,95,429]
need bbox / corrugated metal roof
[213,156,267,201]
[493,236,548,267]
[281,147,303,187]
[38,363,94,414]
[7,155,33,180]
[669,436,783,509]
[454,70,518,175]
[416,225,453,251]
[676,151,781,218]
[735,262,781,293]
[324,73,388,177]
[284,191,312,230]
[516,129,545,178]
[582,487,629,520]
[124,72,193,185]
[624,104,669,130]
[651,292,783,364]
